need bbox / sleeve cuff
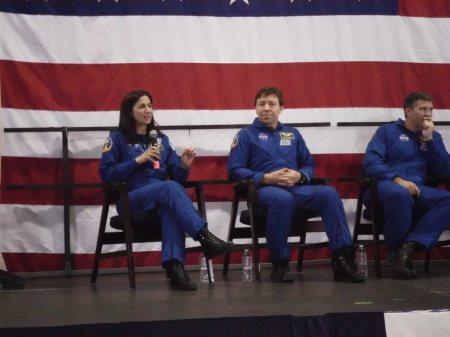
[298,170,310,183]
[253,172,265,185]
[179,162,190,172]
[384,172,399,181]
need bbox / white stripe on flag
[1,14,450,64]
[5,125,450,158]
[4,108,450,129]
[4,107,450,158]
[0,107,412,128]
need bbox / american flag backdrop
[0,0,449,272]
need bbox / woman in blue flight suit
[100,90,232,291]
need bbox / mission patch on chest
[279,132,294,146]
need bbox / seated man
[228,87,363,283]
[364,92,450,279]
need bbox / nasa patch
[399,134,410,142]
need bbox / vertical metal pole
[62,127,72,276]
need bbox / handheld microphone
[149,130,160,169]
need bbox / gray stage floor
[1,262,449,328]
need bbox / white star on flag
[230,0,250,5]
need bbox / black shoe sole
[389,256,418,279]
[394,271,418,280]
[270,273,295,283]
[170,281,197,291]
[204,242,235,259]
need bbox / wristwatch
[298,174,308,185]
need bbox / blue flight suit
[363,119,450,248]
[99,130,206,264]
[228,118,352,261]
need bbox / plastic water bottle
[199,253,209,283]
[242,249,253,281]
[356,244,368,278]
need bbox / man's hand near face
[421,117,434,141]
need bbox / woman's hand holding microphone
[135,146,160,165]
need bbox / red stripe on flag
[3,249,324,273]
[2,60,450,110]
[4,247,450,273]
[1,154,363,205]
[399,0,450,18]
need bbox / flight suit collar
[250,118,294,158]
[252,118,282,131]
[396,118,421,137]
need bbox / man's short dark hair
[403,92,433,110]
[254,87,284,106]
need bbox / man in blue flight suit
[364,92,450,279]
[228,87,363,283]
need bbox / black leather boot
[389,241,418,279]
[195,227,234,259]
[271,259,295,283]
[332,246,365,283]
[164,260,197,291]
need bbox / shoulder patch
[230,134,239,149]
[102,136,113,152]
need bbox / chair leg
[353,192,364,244]
[120,190,136,290]
[90,241,102,285]
[352,232,359,245]
[250,228,261,282]
[373,232,381,278]
[222,252,231,278]
[424,249,431,273]
[91,200,110,285]
[124,230,136,290]
[253,244,261,282]
[369,184,382,278]
[297,226,306,272]
[223,192,239,278]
